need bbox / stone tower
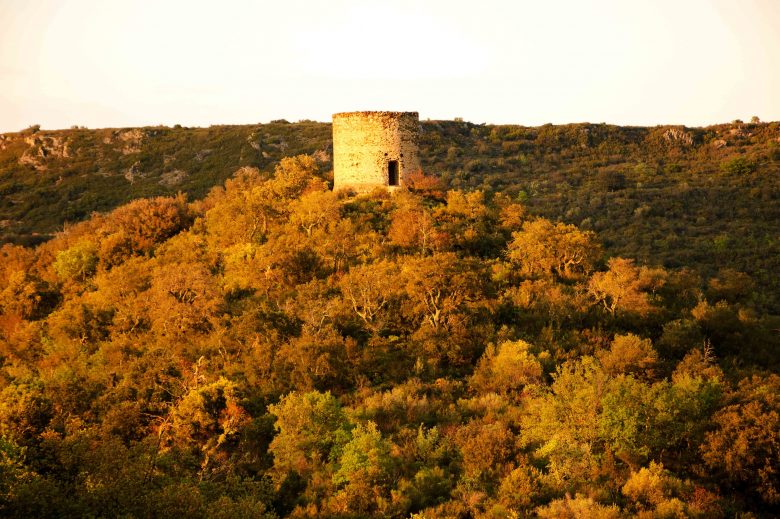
[332,111,421,192]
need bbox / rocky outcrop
[117,129,145,154]
[124,161,145,183]
[195,149,213,161]
[712,125,752,146]
[246,132,262,151]
[312,149,330,163]
[18,134,71,170]
[662,127,694,147]
[159,169,188,187]
[246,132,293,156]
[101,129,146,154]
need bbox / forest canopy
[0,155,778,517]
[2,119,780,312]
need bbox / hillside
[2,120,780,310]
[0,159,778,517]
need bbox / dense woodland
[2,119,780,311]
[0,154,778,517]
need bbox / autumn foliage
[0,156,777,517]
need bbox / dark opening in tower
[388,160,399,186]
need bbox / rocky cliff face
[662,127,694,147]
[116,128,146,154]
[18,134,71,170]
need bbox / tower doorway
[388,160,399,186]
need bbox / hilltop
[2,119,780,309]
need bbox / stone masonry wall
[332,111,420,192]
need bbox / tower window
[388,160,399,186]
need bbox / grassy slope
[2,119,779,308]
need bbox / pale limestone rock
[662,127,693,147]
[117,129,145,154]
[18,134,70,169]
[159,169,188,187]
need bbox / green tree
[53,241,98,282]
[333,421,392,486]
[522,357,608,490]
[268,391,352,480]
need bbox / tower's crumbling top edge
[332,111,419,119]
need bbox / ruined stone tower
[332,111,421,192]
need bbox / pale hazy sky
[1,0,779,132]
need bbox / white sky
[1,0,779,131]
